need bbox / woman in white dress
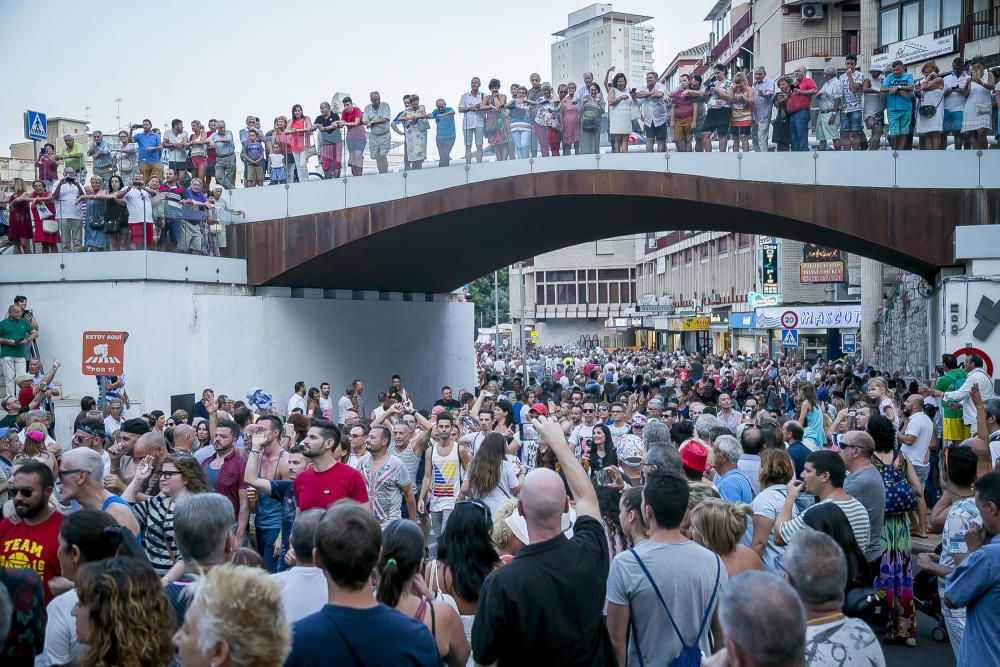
[914,62,944,149]
[961,56,996,149]
[606,70,636,153]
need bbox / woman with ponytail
[376,519,470,667]
[689,498,764,577]
[40,509,148,666]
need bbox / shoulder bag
[629,548,721,667]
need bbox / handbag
[877,451,918,514]
[103,219,119,234]
[976,103,992,115]
[42,217,59,234]
[208,222,221,234]
[918,104,938,117]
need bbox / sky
[1,0,713,152]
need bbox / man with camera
[52,166,85,253]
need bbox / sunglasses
[10,487,36,498]
[583,409,596,413]
[57,468,85,478]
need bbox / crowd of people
[3,57,998,256]
[2,287,1000,666]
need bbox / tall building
[551,3,655,88]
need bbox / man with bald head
[840,430,886,566]
[898,393,934,490]
[472,416,613,667]
[59,447,139,536]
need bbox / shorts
[169,160,189,173]
[841,109,863,133]
[129,222,155,247]
[181,220,203,251]
[644,122,667,141]
[815,111,840,141]
[674,116,694,142]
[887,109,912,136]
[729,122,751,136]
[190,155,208,168]
[160,216,183,244]
[246,163,264,183]
[943,417,970,442]
[369,131,391,159]
[138,162,163,180]
[463,126,484,147]
[865,113,885,130]
[703,108,732,135]
[943,110,964,133]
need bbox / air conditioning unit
[801,3,824,22]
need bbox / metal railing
[967,5,1000,42]
[710,7,753,62]
[781,35,859,69]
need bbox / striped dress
[132,495,178,575]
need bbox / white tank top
[430,441,461,511]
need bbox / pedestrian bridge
[228,151,999,292]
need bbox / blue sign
[841,332,857,354]
[24,110,47,141]
[729,313,757,329]
[781,329,799,348]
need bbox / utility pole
[493,270,500,351]
[519,262,527,356]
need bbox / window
[557,284,576,305]
[879,0,963,46]
[546,285,555,304]
[881,6,900,43]
[685,249,693,264]
[595,240,615,255]
[738,233,752,249]
[718,236,728,254]
[599,268,629,280]
[536,285,545,305]
[902,2,920,38]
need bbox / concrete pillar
[860,257,883,362]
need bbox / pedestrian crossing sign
[24,110,47,141]
[781,329,799,348]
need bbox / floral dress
[403,109,429,163]
[873,454,916,642]
[484,94,512,147]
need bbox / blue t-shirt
[284,604,439,667]
[431,108,456,140]
[945,536,1000,667]
[267,479,296,547]
[883,73,914,112]
[134,131,161,164]
[717,468,754,504]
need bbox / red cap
[681,440,711,472]
[529,402,549,416]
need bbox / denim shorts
[841,110,863,133]
[159,216,183,244]
[943,110,964,133]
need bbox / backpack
[876,451,918,515]
[629,548,721,667]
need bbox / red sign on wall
[81,331,125,376]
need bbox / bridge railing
[225,150,999,223]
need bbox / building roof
[660,42,710,80]
[553,11,653,37]
[704,0,731,21]
[46,116,90,124]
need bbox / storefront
[755,304,862,363]
[728,313,770,356]
[660,315,712,354]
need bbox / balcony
[710,7,753,63]
[966,5,1000,46]
[782,35,859,73]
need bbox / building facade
[551,3,655,88]
[660,41,710,91]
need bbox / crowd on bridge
[1,291,1000,666]
[2,56,999,257]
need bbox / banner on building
[870,32,956,71]
[760,243,780,295]
[800,244,846,284]
[756,304,862,329]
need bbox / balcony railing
[967,5,1000,42]
[710,7,753,62]
[782,35,859,70]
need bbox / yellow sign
[529,330,540,343]
[669,317,710,332]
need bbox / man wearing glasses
[0,461,64,601]
[840,431,886,570]
[569,399,600,459]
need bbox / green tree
[469,269,509,333]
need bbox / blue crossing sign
[24,110,47,141]
[781,329,799,348]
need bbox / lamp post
[493,270,500,351]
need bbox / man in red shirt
[294,419,369,512]
[787,66,818,151]
[0,461,64,602]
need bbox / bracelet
[251,449,261,454]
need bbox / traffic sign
[781,329,799,348]
[24,110,47,141]
[841,332,857,354]
[953,346,994,378]
[82,331,125,376]
[781,310,799,329]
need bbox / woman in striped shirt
[124,453,211,575]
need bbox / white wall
[1,282,475,443]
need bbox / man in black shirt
[432,385,462,411]
[472,416,615,667]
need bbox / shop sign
[747,291,781,308]
[760,243,780,295]
[800,244,846,284]
[871,33,956,71]
[729,313,757,329]
[756,304,862,329]
[670,316,710,331]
